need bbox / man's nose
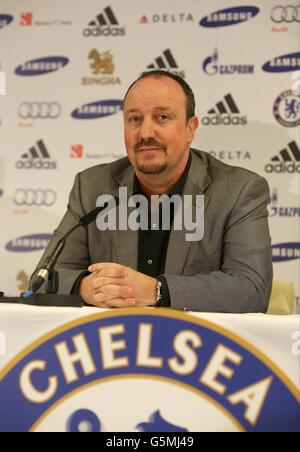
[139,118,155,139]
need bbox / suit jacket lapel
[165,151,211,275]
[112,165,139,269]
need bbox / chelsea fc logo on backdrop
[0,310,299,432]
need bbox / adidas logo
[265,141,300,174]
[202,94,247,126]
[146,49,185,78]
[83,6,125,37]
[16,139,57,170]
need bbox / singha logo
[17,271,29,293]
[88,49,115,74]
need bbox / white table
[0,304,299,432]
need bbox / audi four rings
[18,102,61,119]
[271,5,300,23]
[13,189,57,206]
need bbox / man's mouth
[138,147,163,152]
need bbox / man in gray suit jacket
[32,71,272,312]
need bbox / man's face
[124,76,198,177]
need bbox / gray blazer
[32,149,273,313]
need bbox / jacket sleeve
[30,173,91,294]
[163,175,273,313]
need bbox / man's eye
[130,116,141,123]
[159,114,169,121]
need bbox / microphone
[23,198,119,297]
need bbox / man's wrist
[156,276,171,307]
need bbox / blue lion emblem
[285,99,299,118]
[136,410,188,433]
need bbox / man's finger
[98,268,128,278]
[93,277,127,290]
[89,296,136,309]
[88,263,128,276]
[105,298,136,308]
[100,284,132,298]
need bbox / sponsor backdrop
[0,1,299,310]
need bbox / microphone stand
[0,199,119,307]
[24,198,119,298]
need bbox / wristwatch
[155,280,162,305]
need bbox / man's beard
[134,138,167,174]
[136,159,167,175]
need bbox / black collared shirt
[134,153,192,306]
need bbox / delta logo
[272,243,300,262]
[0,14,13,29]
[0,310,299,432]
[83,6,125,37]
[81,49,121,86]
[200,6,259,28]
[71,100,123,120]
[139,13,194,24]
[262,52,300,73]
[15,56,69,76]
[202,94,247,126]
[5,234,52,253]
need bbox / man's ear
[187,116,199,144]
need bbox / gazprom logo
[5,234,52,252]
[0,14,13,29]
[15,57,69,76]
[71,100,123,120]
[262,52,300,73]
[272,243,300,262]
[200,6,259,28]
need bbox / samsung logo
[15,57,69,76]
[71,100,123,119]
[262,52,300,73]
[200,6,259,28]
[5,234,52,252]
[272,243,300,262]
[0,14,13,29]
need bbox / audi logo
[271,5,300,23]
[18,102,61,119]
[14,189,57,206]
